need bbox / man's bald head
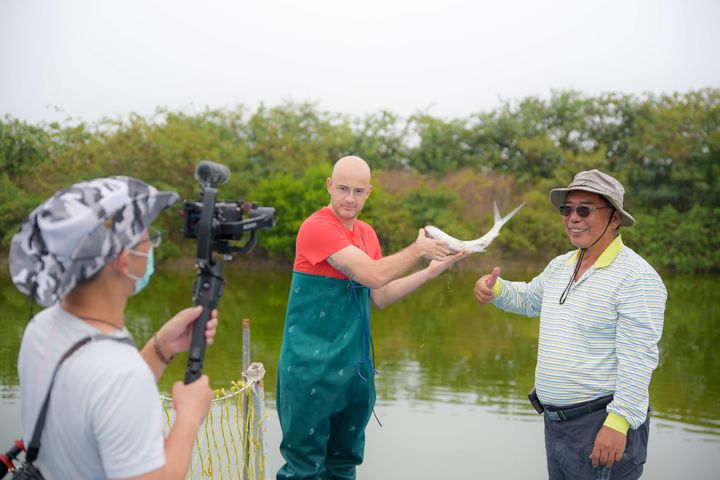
[326,156,373,227]
[331,156,371,184]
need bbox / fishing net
[161,362,270,480]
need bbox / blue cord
[348,279,383,427]
[348,279,374,381]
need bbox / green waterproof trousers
[277,272,376,480]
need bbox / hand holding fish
[415,228,450,261]
[427,250,471,278]
[474,267,500,304]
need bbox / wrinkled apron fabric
[277,271,376,480]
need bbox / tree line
[1,89,718,272]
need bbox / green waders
[277,271,376,480]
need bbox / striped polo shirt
[492,235,666,429]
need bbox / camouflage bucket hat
[9,176,179,307]
[549,169,636,227]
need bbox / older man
[474,170,666,479]
[276,156,467,480]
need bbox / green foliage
[499,184,567,261]
[363,184,467,254]
[408,114,472,174]
[243,102,353,181]
[360,185,416,254]
[402,188,464,232]
[250,165,331,257]
[623,204,720,272]
[0,115,50,175]
[1,89,718,272]
[0,173,43,243]
[349,111,410,169]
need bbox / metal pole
[242,319,250,480]
[242,319,250,372]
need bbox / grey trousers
[544,409,650,480]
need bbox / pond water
[1,267,718,479]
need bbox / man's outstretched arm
[327,229,449,289]
[370,252,469,308]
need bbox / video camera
[182,160,275,384]
[181,162,275,255]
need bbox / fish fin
[500,202,526,224]
[493,200,501,224]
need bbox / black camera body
[182,199,275,255]
[181,159,275,255]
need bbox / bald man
[276,156,467,479]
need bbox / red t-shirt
[294,207,382,279]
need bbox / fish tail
[493,200,501,224]
[498,201,525,225]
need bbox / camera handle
[184,261,224,384]
[184,186,225,384]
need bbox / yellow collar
[565,235,624,268]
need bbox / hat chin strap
[559,211,616,305]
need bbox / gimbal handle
[184,261,223,384]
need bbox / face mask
[127,246,155,295]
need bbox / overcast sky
[1,0,718,125]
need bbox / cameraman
[9,177,217,479]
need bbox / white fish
[425,201,525,253]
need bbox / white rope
[159,362,266,404]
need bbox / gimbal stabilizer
[182,161,275,384]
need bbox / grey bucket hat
[9,176,179,307]
[549,169,636,227]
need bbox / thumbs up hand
[474,267,501,304]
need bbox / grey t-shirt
[18,304,165,479]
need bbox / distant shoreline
[0,250,552,278]
[1,249,704,278]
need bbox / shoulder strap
[25,334,136,462]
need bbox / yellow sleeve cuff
[492,278,502,296]
[604,412,630,435]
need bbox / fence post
[242,318,251,372]
[242,319,251,480]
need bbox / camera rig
[181,160,275,384]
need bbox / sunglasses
[559,205,613,218]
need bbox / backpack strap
[25,335,136,462]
